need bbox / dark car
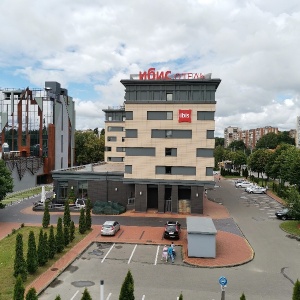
[275,208,294,220]
[164,221,181,240]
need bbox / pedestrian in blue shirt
[167,245,174,263]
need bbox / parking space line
[142,295,145,299]
[70,290,79,300]
[128,244,137,264]
[154,245,160,265]
[101,243,115,263]
[106,293,112,299]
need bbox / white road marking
[128,244,137,264]
[106,293,112,299]
[70,290,79,300]
[101,243,115,263]
[142,295,146,299]
[154,245,160,265]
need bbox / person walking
[161,245,168,262]
[167,245,174,263]
[171,242,176,258]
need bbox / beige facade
[124,103,215,182]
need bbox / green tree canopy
[75,130,105,165]
[248,149,272,178]
[255,132,279,149]
[228,140,246,151]
[0,159,14,201]
[215,137,224,147]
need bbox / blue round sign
[219,276,228,286]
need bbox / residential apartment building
[0,81,75,191]
[52,70,221,214]
[224,126,279,149]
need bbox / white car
[244,184,257,192]
[101,221,121,236]
[235,181,251,188]
[248,187,267,194]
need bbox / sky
[0,0,300,137]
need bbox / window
[167,93,173,101]
[107,136,117,142]
[128,197,135,204]
[122,137,125,142]
[58,182,68,200]
[126,129,138,138]
[166,166,172,174]
[105,147,112,152]
[147,111,173,120]
[125,165,132,174]
[116,147,125,152]
[165,148,177,156]
[78,181,88,199]
[207,130,214,139]
[197,111,215,120]
[166,130,172,138]
[196,148,214,157]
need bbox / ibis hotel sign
[178,109,192,123]
[131,68,212,80]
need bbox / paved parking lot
[39,242,189,300]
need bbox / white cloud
[0,0,300,136]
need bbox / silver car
[101,221,121,236]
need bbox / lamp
[196,193,198,197]
[115,188,118,191]
[139,191,142,195]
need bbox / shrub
[293,279,300,300]
[79,208,86,234]
[119,270,135,300]
[42,202,50,228]
[25,287,38,300]
[14,233,27,281]
[56,217,65,253]
[27,231,38,274]
[48,225,56,259]
[13,275,25,300]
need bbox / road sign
[219,276,228,286]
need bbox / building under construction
[0,81,75,192]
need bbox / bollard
[100,280,104,300]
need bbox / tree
[43,232,49,263]
[215,137,224,147]
[14,233,27,281]
[81,288,92,300]
[13,275,25,300]
[0,159,14,202]
[214,145,225,169]
[85,198,92,230]
[286,188,300,220]
[70,220,75,242]
[63,200,71,227]
[79,208,86,234]
[54,296,62,300]
[64,225,70,246]
[119,270,135,300]
[278,131,295,146]
[42,202,50,228]
[255,132,278,149]
[293,279,300,300]
[75,130,104,165]
[68,188,76,204]
[179,292,183,300]
[240,292,246,300]
[48,225,56,259]
[248,149,272,178]
[25,287,38,300]
[37,229,47,266]
[228,140,246,151]
[56,217,65,253]
[27,231,38,274]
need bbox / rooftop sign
[130,68,212,80]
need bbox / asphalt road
[1,180,300,299]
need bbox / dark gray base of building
[53,178,205,214]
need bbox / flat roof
[186,217,217,234]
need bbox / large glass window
[78,181,88,199]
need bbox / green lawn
[2,186,53,206]
[0,226,88,300]
[280,221,300,236]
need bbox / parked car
[164,221,181,240]
[244,184,256,192]
[275,208,294,220]
[75,198,86,209]
[235,181,252,188]
[101,221,121,236]
[234,179,246,184]
[248,187,267,194]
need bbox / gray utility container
[186,217,217,258]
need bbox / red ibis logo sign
[178,109,191,123]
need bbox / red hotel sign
[178,109,192,123]
[138,68,212,80]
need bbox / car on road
[164,221,181,240]
[275,208,294,220]
[101,221,121,236]
[75,198,86,209]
